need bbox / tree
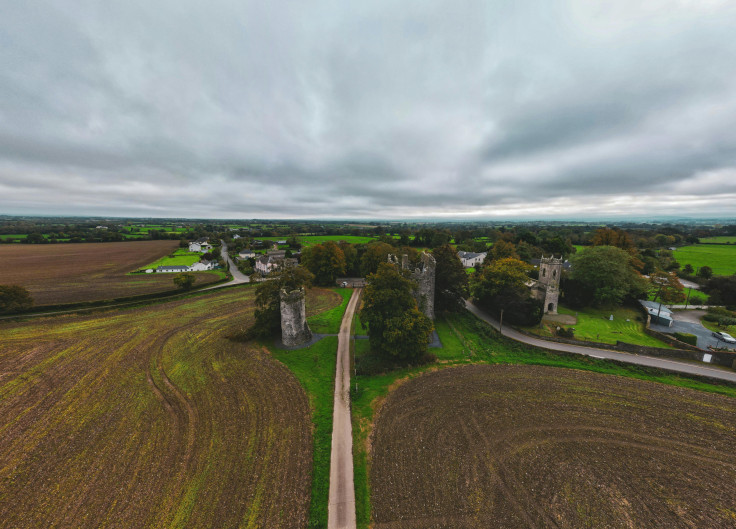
[697,266,713,280]
[471,258,543,326]
[359,242,394,276]
[301,241,346,286]
[682,264,694,275]
[360,263,434,362]
[251,265,314,338]
[569,246,647,307]
[0,285,33,314]
[591,228,635,253]
[173,273,196,290]
[649,270,686,306]
[489,240,519,261]
[432,244,468,312]
[704,275,736,308]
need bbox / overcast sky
[1,0,736,219]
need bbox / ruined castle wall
[280,288,312,346]
[411,253,436,320]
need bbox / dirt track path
[328,288,361,529]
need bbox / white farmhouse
[457,251,487,268]
[238,249,256,260]
[188,238,212,253]
[190,260,214,272]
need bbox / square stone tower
[538,256,563,314]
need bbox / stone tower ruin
[388,252,436,320]
[280,287,312,346]
[535,255,563,314]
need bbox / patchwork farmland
[0,287,341,528]
[0,241,220,306]
[371,364,736,528]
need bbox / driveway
[650,310,736,351]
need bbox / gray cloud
[1,0,736,219]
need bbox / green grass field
[698,236,736,244]
[257,235,377,247]
[526,305,671,347]
[350,309,736,528]
[144,248,203,268]
[307,288,353,333]
[674,244,736,276]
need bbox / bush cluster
[673,332,698,346]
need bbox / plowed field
[371,364,736,528]
[0,287,337,528]
[0,241,220,306]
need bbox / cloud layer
[1,0,736,219]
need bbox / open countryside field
[674,244,736,276]
[371,364,736,528]
[351,310,736,528]
[257,235,377,247]
[144,247,206,268]
[698,236,736,244]
[0,241,221,306]
[0,286,343,528]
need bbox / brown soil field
[371,364,736,528]
[0,241,220,306]
[0,286,339,528]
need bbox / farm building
[238,249,256,259]
[188,238,212,253]
[457,251,487,268]
[156,265,190,273]
[190,260,214,271]
[639,300,674,327]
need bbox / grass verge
[307,288,352,333]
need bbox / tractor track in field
[371,364,736,528]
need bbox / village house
[457,251,487,268]
[255,253,296,275]
[189,260,214,272]
[238,249,256,260]
[188,238,212,253]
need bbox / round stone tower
[280,287,312,346]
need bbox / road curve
[465,301,736,385]
[201,241,249,290]
[328,288,361,529]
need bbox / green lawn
[271,337,338,528]
[144,248,203,269]
[674,244,736,276]
[307,288,353,333]
[698,236,736,244]
[700,317,736,337]
[350,310,736,528]
[525,305,672,348]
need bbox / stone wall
[410,253,436,320]
[280,287,312,347]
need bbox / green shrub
[674,332,698,346]
[703,314,720,322]
[555,326,575,339]
[708,306,736,318]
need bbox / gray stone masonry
[280,287,312,347]
[535,255,563,314]
[388,252,436,320]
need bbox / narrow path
[466,301,736,384]
[328,288,361,529]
